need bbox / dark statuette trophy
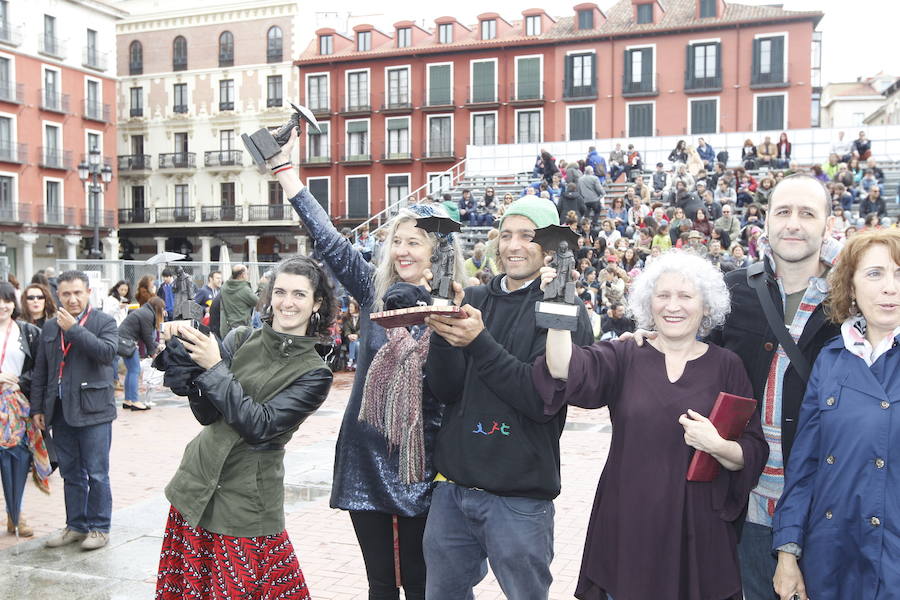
[242,102,321,173]
[533,224,581,331]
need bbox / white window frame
[624,100,656,138]
[41,119,62,166]
[425,61,454,106]
[305,71,330,111]
[427,171,452,196]
[344,117,370,158]
[0,109,17,149]
[687,38,721,81]
[129,85,143,115]
[396,27,411,48]
[565,104,594,142]
[426,113,454,156]
[357,30,371,52]
[0,170,19,220]
[514,54,544,100]
[218,78,235,111]
[306,176,331,215]
[344,174,370,218]
[41,65,61,109]
[345,68,370,110]
[469,58,498,103]
[753,92,788,132]
[624,43,656,85]
[438,23,452,44]
[525,15,541,36]
[0,50,17,87]
[480,19,496,40]
[43,175,64,222]
[384,116,410,156]
[172,81,190,113]
[753,31,789,81]
[470,110,498,146]
[569,51,595,89]
[514,107,543,144]
[384,65,411,107]
[83,75,102,110]
[319,35,333,55]
[385,172,411,207]
[686,96,720,135]
[306,120,329,161]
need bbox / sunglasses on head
[26,295,45,301]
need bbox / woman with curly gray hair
[532,250,768,600]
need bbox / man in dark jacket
[193,270,222,309]
[577,165,605,215]
[706,175,840,599]
[219,265,258,338]
[157,267,175,321]
[30,270,118,551]
[423,196,593,599]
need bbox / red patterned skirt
[155,505,311,600]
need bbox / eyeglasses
[26,295,45,301]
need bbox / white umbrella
[145,251,186,265]
[219,243,231,274]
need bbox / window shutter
[518,57,540,99]
[751,39,761,79]
[588,53,596,93]
[308,179,329,214]
[312,122,328,134]
[386,118,407,131]
[564,55,574,97]
[685,44,694,87]
[347,177,368,219]
[771,36,785,82]
[570,107,591,140]
[347,121,368,133]
[429,65,451,105]
[623,50,632,87]
[473,61,495,102]
[714,42,722,79]
[691,100,716,134]
[641,48,653,88]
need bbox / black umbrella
[416,215,462,236]
[532,224,581,252]
[0,443,31,535]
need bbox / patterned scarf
[0,388,51,494]
[359,327,431,484]
[841,316,900,367]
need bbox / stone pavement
[0,372,612,599]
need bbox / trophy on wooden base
[533,224,581,331]
[242,102,320,173]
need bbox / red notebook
[686,392,758,482]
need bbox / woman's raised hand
[265,126,298,170]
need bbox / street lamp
[78,145,113,259]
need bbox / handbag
[117,336,137,358]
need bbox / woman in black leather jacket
[154,256,335,600]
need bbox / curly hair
[258,255,337,338]
[825,230,900,324]
[627,250,731,337]
[21,283,57,324]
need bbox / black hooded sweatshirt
[425,275,593,500]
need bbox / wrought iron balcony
[43,206,75,226]
[118,208,151,224]
[83,99,110,122]
[201,205,242,222]
[248,204,290,221]
[118,154,152,171]
[39,147,72,170]
[158,152,196,169]
[40,89,69,113]
[204,150,243,168]
[0,83,22,104]
[38,34,65,58]
[155,207,195,223]
[83,48,108,71]
[0,142,26,164]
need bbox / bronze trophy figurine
[533,224,582,331]
[242,102,321,173]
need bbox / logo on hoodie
[472,421,511,436]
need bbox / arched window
[129,40,143,75]
[173,35,187,71]
[218,31,234,67]
[266,26,283,63]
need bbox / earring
[307,311,321,336]
[850,298,859,316]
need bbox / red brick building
[294,0,822,222]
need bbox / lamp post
[78,145,113,259]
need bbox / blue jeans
[348,340,359,364]
[123,349,141,402]
[51,419,113,533]
[423,482,555,600]
[737,521,779,600]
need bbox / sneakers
[6,514,33,537]
[44,528,87,548]
[80,530,109,550]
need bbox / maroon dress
[533,341,767,600]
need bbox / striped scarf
[747,234,841,526]
[359,327,431,484]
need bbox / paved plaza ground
[1,372,613,599]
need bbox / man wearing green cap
[422,197,593,599]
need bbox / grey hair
[371,207,468,311]
[626,250,730,337]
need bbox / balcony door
[174,132,188,166]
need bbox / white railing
[464,125,900,177]
[351,157,468,238]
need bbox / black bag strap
[746,262,811,383]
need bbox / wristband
[273,165,293,175]
[270,161,292,171]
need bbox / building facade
[820,74,894,129]
[294,0,822,222]
[0,0,124,282]
[114,0,313,264]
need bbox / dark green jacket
[165,324,332,537]
[219,278,258,338]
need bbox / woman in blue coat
[773,229,900,600]
[268,130,467,599]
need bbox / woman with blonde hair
[268,129,467,600]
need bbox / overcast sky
[320,0,900,86]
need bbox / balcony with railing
[129,61,142,76]
[267,47,283,63]
[83,99,110,122]
[299,149,332,168]
[201,205,242,222]
[464,85,500,108]
[0,142,26,164]
[118,208,151,225]
[423,88,454,111]
[379,91,413,114]
[0,22,22,46]
[38,34,65,58]
[39,147,72,170]
[118,154,152,172]
[0,202,29,223]
[509,81,545,105]
[421,139,456,162]
[130,106,143,118]
[380,142,413,164]
[43,206,75,226]
[82,208,115,227]
[337,144,372,166]
[339,97,371,116]
[248,204,291,221]
[751,67,789,89]
[158,152,196,170]
[173,58,187,72]
[156,207,195,223]
[562,79,597,101]
[218,101,235,112]
[307,96,330,118]
[266,96,283,108]
[204,150,243,171]
[0,82,23,104]
[83,48,108,71]
[172,104,188,115]
[40,88,69,113]
[684,71,722,93]
[622,72,659,97]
